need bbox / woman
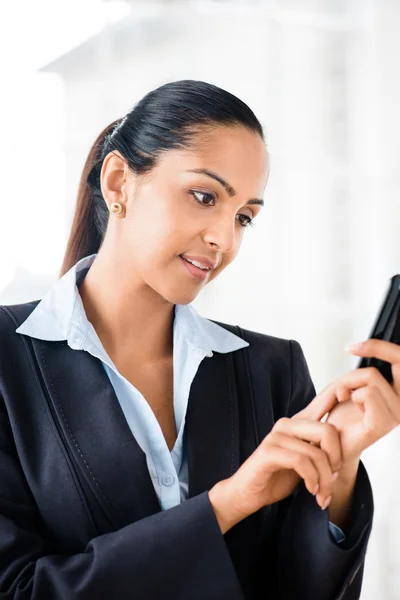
[0,80,399,599]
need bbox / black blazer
[0,301,373,600]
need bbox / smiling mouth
[179,256,211,280]
[180,256,211,271]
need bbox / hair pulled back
[60,80,264,276]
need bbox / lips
[181,257,210,271]
[179,256,211,280]
[180,255,218,270]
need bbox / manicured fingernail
[345,342,364,352]
[321,495,332,510]
[332,471,339,481]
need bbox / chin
[159,283,204,306]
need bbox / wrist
[208,478,245,534]
[338,458,360,485]
[329,458,359,529]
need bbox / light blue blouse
[16,253,344,542]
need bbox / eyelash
[189,190,255,228]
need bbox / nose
[202,215,236,255]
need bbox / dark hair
[60,80,264,276]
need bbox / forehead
[155,125,269,193]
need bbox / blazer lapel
[186,351,240,497]
[30,337,241,527]
[30,338,161,532]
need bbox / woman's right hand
[208,394,342,534]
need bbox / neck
[78,248,174,363]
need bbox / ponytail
[59,118,123,277]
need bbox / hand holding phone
[358,275,400,383]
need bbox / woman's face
[102,125,269,305]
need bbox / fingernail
[332,471,339,481]
[313,484,319,496]
[321,495,332,510]
[345,342,364,352]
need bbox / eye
[190,190,255,229]
[236,214,255,228]
[190,190,216,206]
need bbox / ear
[100,150,130,208]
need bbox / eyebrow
[186,168,264,206]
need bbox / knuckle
[322,422,339,439]
[273,417,290,432]
[336,382,350,402]
[293,453,307,469]
[260,438,274,456]
[266,431,282,447]
[326,421,338,434]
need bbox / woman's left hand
[313,339,400,465]
[295,339,400,465]
[292,339,400,519]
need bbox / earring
[109,202,123,215]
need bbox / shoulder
[211,318,304,365]
[0,301,40,332]
[0,303,41,411]
[211,319,315,417]
[0,301,40,361]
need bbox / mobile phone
[357,274,400,383]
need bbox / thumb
[293,383,339,422]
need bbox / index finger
[347,339,400,365]
[273,418,342,473]
[293,382,339,422]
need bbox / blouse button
[161,474,175,487]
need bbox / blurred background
[0,0,399,596]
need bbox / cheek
[125,199,178,254]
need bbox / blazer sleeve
[276,340,374,600]
[0,393,244,600]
